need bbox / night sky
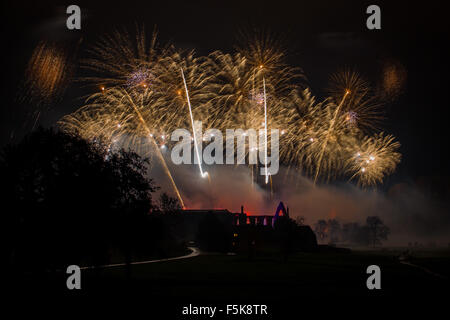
[1,0,449,190]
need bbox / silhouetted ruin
[179,202,318,253]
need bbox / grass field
[80,247,449,301]
[10,247,449,316]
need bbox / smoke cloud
[150,159,450,246]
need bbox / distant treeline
[311,216,390,246]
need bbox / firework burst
[235,28,305,93]
[327,69,385,132]
[378,59,407,102]
[20,40,75,129]
[59,27,402,191]
[346,133,401,187]
[278,89,349,181]
[81,25,168,90]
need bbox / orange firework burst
[23,41,71,106]
[379,59,407,102]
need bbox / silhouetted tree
[159,193,182,214]
[366,216,390,246]
[327,219,341,244]
[1,128,157,272]
[314,220,328,242]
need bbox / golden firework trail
[120,89,185,208]
[181,68,208,179]
[263,77,268,184]
[313,89,350,185]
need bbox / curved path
[80,246,200,270]
[400,260,447,279]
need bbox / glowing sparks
[20,40,75,130]
[380,59,407,102]
[23,41,71,105]
[126,68,154,89]
[347,133,401,187]
[313,88,350,184]
[327,69,385,132]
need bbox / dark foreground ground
[8,247,450,317]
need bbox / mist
[150,158,450,246]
